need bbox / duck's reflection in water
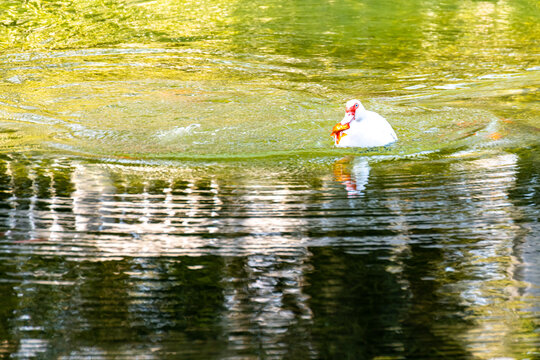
[333,157,370,197]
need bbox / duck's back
[338,111,397,148]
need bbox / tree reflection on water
[0,149,537,359]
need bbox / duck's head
[331,99,365,144]
[342,99,365,124]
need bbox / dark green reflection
[305,248,409,359]
[0,256,226,358]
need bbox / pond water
[0,0,538,359]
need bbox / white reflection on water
[449,153,524,358]
[222,253,315,357]
[67,162,322,257]
[332,157,370,197]
[11,339,48,359]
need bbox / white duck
[331,99,397,147]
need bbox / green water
[0,0,538,359]
[1,0,538,159]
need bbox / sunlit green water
[1,0,538,159]
[0,0,538,359]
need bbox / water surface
[0,0,538,359]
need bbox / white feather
[333,100,397,148]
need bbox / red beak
[346,105,356,116]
